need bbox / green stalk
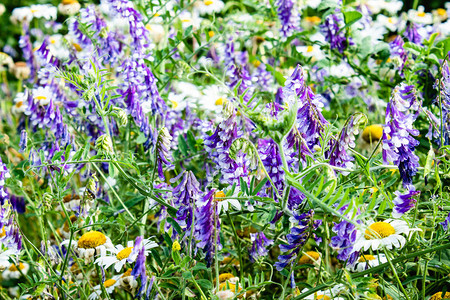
[384,249,411,300]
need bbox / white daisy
[10,7,33,25]
[145,23,165,43]
[0,249,19,272]
[376,14,399,32]
[58,0,81,16]
[178,11,202,30]
[62,231,114,264]
[350,254,388,272]
[119,268,139,295]
[88,276,120,300]
[2,262,29,280]
[30,4,57,21]
[199,85,228,112]
[215,190,241,214]
[353,219,421,252]
[195,0,225,15]
[296,45,324,61]
[408,6,433,25]
[95,238,158,272]
[12,92,29,114]
[32,86,53,106]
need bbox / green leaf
[343,11,362,27]
[436,38,450,58]
[404,42,424,56]
[182,271,193,279]
[178,134,189,156]
[192,263,208,271]
[151,248,163,266]
[167,218,183,235]
[186,130,197,152]
[265,63,286,86]
[196,279,212,290]
[252,178,268,196]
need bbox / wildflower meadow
[0,0,450,298]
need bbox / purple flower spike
[320,14,353,53]
[393,189,420,218]
[194,189,221,267]
[382,84,420,189]
[275,0,300,40]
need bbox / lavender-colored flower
[275,0,300,39]
[393,189,420,218]
[321,14,353,53]
[249,232,273,262]
[259,139,284,193]
[9,195,26,214]
[404,22,422,45]
[389,36,408,73]
[146,276,155,300]
[131,243,147,297]
[155,128,173,180]
[274,210,319,271]
[173,171,201,233]
[329,205,360,266]
[434,60,450,146]
[0,159,10,206]
[224,40,253,102]
[383,84,420,188]
[19,130,27,153]
[440,212,450,231]
[283,65,328,150]
[194,189,221,267]
[18,25,37,81]
[102,0,152,53]
[252,63,274,92]
[123,86,154,149]
[327,114,365,174]
[204,109,248,185]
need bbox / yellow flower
[430,292,450,300]
[298,251,320,265]
[172,240,181,252]
[362,125,383,143]
[77,231,107,249]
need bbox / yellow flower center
[218,273,235,283]
[34,95,48,101]
[362,125,383,143]
[430,292,450,300]
[365,222,395,240]
[62,0,78,4]
[208,31,215,38]
[116,247,133,260]
[316,296,330,300]
[417,12,426,17]
[172,240,181,251]
[181,18,191,23]
[305,16,321,24]
[306,45,314,53]
[214,190,226,201]
[358,254,376,262]
[436,8,447,17]
[170,100,178,109]
[204,0,214,5]
[103,279,116,288]
[388,17,394,24]
[122,268,133,278]
[215,97,225,106]
[299,251,320,265]
[9,263,25,271]
[72,43,82,52]
[77,231,107,249]
[0,227,6,238]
